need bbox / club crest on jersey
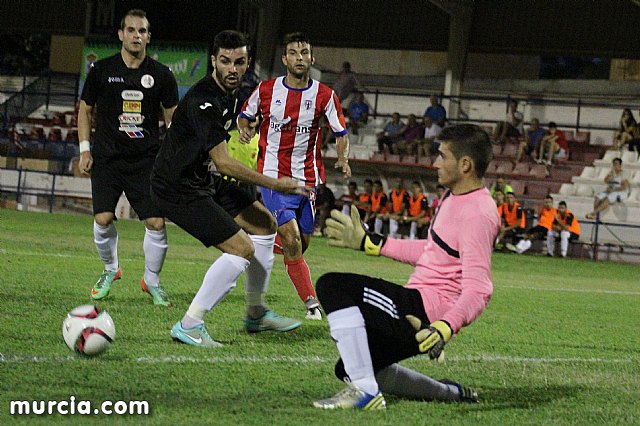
[141,74,155,88]
[121,90,144,100]
[118,124,145,138]
[305,100,313,110]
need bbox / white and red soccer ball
[62,305,115,356]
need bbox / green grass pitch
[0,209,639,424]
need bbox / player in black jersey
[78,9,178,306]
[151,30,304,347]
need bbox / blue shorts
[260,187,316,235]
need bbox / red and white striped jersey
[239,77,347,186]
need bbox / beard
[287,63,309,79]
[215,68,240,91]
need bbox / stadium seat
[370,152,384,162]
[417,156,432,166]
[510,180,525,195]
[622,150,639,164]
[492,144,502,157]
[529,164,548,178]
[573,131,590,144]
[601,150,619,162]
[526,182,549,198]
[386,154,401,163]
[495,161,513,175]
[559,183,575,196]
[574,184,594,197]
[502,143,518,158]
[511,162,530,176]
[580,166,596,178]
[401,154,416,164]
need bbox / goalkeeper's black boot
[440,379,479,403]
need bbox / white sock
[409,222,417,239]
[183,254,249,326]
[93,221,118,270]
[327,307,378,395]
[516,239,531,253]
[143,227,167,287]
[560,230,570,256]
[374,218,383,234]
[245,233,276,317]
[389,219,399,238]
[546,230,555,256]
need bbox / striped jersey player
[238,32,351,320]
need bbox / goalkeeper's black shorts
[316,272,430,378]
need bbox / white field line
[0,353,635,364]
[2,249,639,296]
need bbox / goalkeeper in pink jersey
[313,124,500,410]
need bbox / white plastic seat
[559,183,575,196]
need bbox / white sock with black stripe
[327,307,378,396]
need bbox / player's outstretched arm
[326,205,386,255]
[209,142,304,195]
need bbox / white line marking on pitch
[0,353,635,364]
[3,250,639,296]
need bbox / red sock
[273,233,283,255]
[284,256,316,303]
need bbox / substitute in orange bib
[549,201,580,257]
[507,195,556,255]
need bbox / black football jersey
[152,74,240,198]
[81,53,178,160]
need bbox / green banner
[81,42,207,87]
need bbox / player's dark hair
[282,32,312,54]
[213,30,251,57]
[559,201,567,207]
[548,121,557,128]
[348,181,357,189]
[545,195,554,201]
[438,124,493,179]
[613,157,622,165]
[506,191,515,196]
[364,179,373,185]
[121,9,149,31]
[373,180,383,186]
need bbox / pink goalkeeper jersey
[380,187,500,333]
[240,77,347,186]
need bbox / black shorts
[316,272,429,377]
[526,225,550,239]
[91,156,161,219]
[151,176,256,247]
[506,124,521,137]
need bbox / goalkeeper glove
[325,206,386,255]
[406,315,452,360]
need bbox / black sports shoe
[440,379,479,403]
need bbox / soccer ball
[62,305,115,356]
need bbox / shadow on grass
[468,384,585,412]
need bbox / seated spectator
[423,95,447,127]
[335,181,359,216]
[493,99,523,144]
[396,114,423,155]
[489,175,513,198]
[586,157,630,220]
[369,180,388,234]
[386,177,410,238]
[536,122,567,166]
[429,184,445,217]
[418,115,442,157]
[347,92,369,135]
[354,178,373,221]
[47,127,62,142]
[30,126,45,141]
[613,109,636,149]
[403,181,429,239]
[497,192,526,246]
[377,112,404,154]
[550,201,580,257]
[515,118,545,163]
[507,195,556,254]
[314,183,335,236]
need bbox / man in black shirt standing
[151,30,303,347]
[78,9,178,306]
